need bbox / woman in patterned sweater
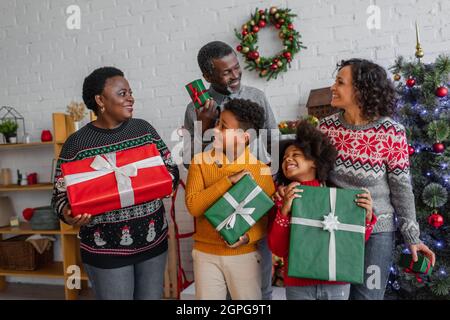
[52,67,179,300]
[319,59,435,299]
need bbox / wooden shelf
[0,261,64,278]
[0,141,54,150]
[0,223,60,235]
[0,183,53,192]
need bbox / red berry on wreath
[259,9,264,14]
[273,58,279,63]
[406,78,416,88]
[270,64,278,70]
[275,23,281,29]
[408,145,415,156]
[433,142,445,153]
[258,20,266,28]
[283,52,292,59]
[236,45,243,52]
[436,86,448,98]
[252,26,260,33]
[428,212,444,228]
[288,36,294,41]
[288,23,294,30]
[242,30,248,36]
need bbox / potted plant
[0,119,19,143]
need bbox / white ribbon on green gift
[290,188,365,281]
[64,152,165,208]
[215,185,263,232]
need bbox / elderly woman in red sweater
[269,121,377,300]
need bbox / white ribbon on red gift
[290,188,365,281]
[215,185,263,232]
[63,152,165,208]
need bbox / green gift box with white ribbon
[204,175,274,245]
[288,186,366,284]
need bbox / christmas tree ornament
[428,211,444,228]
[406,77,416,87]
[433,142,445,153]
[408,145,415,156]
[422,183,448,208]
[270,7,278,14]
[415,21,425,59]
[258,20,266,28]
[394,74,401,81]
[436,86,448,97]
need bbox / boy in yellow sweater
[185,98,275,300]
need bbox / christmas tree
[385,27,450,299]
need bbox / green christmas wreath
[235,6,306,81]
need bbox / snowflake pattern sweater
[52,118,179,268]
[319,112,421,244]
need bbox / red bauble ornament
[436,86,448,98]
[275,23,281,29]
[406,78,416,88]
[22,208,35,221]
[428,212,444,228]
[236,45,243,52]
[433,142,445,153]
[270,64,278,70]
[247,51,259,60]
[259,9,264,14]
[41,130,53,142]
[258,20,266,28]
[288,23,294,30]
[252,26,260,33]
[283,52,292,59]
[408,145,415,156]
[273,58,279,63]
[242,30,248,36]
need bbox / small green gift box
[204,175,274,245]
[185,79,211,109]
[288,186,366,284]
[399,253,433,276]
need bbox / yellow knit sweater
[185,147,275,256]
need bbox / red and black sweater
[267,179,377,287]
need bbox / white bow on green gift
[216,185,263,231]
[291,188,365,281]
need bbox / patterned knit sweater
[319,112,421,245]
[52,118,179,268]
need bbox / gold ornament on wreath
[235,6,306,81]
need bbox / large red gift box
[61,144,173,216]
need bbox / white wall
[0,0,449,285]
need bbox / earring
[100,107,105,113]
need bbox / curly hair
[277,120,337,185]
[337,59,396,121]
[223,98,265,133]
[197,41,235,76]
[82,67,124,115]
